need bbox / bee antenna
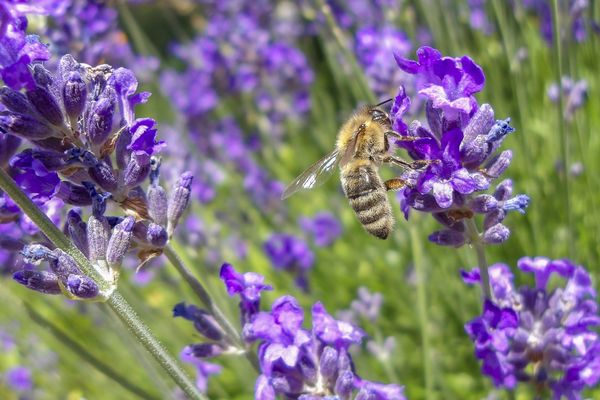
[375,98,393,107]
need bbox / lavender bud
[483,209,506,230]
[146,223,168,248]
[66,274,99,299]
[486,118,515,144]
[32,64,53,86]
[0,87,33,113]
[87,97,115,145]
[88,161,118,192]
[115,126,132,170]
[319,346,339,380]
[334,370,355,399]
[56,182,93,206]
[187,343,224,358]
[493,179,513,201]
[147,185,168,226]
[483,223,510,244]
[123,151,151,187]
[167,172,193,231]
[26,87,64,126]
[66,210,88,256]
[484,150,512,178]
[63,71,87,119]
[87,214,110,262]
[0,113,54,139]
[51,249,81,280]
[428,230,467,247]
[501,195,530,214]
[20,244,57,265]
[106,216,134,268]
[468,195,498,213]
[173,303,224,341]
[463,103,495,143]
[13,270,61,295]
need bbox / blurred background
[1,0,599,399]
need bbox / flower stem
[0,168,205,400]
[163,244,261,372]
[465,218,491,300]
[408,224,434,400]
[551,0,574,258]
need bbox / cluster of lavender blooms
[263,212,342,291]
[389,46,529,247]
[462,257,600,399]
[547,76,588,122]
[159,1,313,215]
[468,1,598,44]
[0,6,192,294]
[176,263,406,399]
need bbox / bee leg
[384,131,422,142]
[384,178,408,191]
[381,155,431,170]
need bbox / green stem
[163,245,261,372]
[409,224,434,400]
[0,168,204,400]
[24,303,160,400]
[551,0,573,258]
[465,218,491,300]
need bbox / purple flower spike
[391,47,527,247]
[299,212,343,247]
[463,257,600,397]
[263,233,314,291]
[220,263,272,325]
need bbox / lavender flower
[547,76,588,121]
[0,54,162,217]
[180,348,222,393]
[463,257,600,398]
[4,366,32,392]
[299,212,342,247]
[263,233,314,291]
[523,0,596,44]
[247,296,405,399]
[391,47,529,246]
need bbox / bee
[282,101,425,239]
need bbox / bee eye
[370,109,389,124]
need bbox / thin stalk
[551,0,574,258]
[163,244,261,372]
[24,303,160,400]
[0,168,204,400]
[465,218,491,300]
[408,224,434,400]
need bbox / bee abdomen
[348,189,393,239]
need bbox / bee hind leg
[384,178,408,191]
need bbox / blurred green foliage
[2,1,599,399]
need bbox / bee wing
[281,149,341,200]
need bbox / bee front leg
[384,178,408,191]
[381,155,431,170]
[384,131,422,142]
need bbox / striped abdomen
[341,165,393,239]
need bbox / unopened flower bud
[106,216,134,268]
[66,274,99,299]
[87,97,115,146]
[147,184,168,226]
[87,214,110,262]
[167,171,193,232]
[428,230,466,247]
[26,86,64,126]
[123,151,151,187]
[0,113,54,139]
[66,210,88,256]
[13,270,61,295]
[483,223,510,244]
[63,71,87,119]
[173,303,224,341]
[88,161,118,192]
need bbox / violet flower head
[220,262,273,325]
[547,76,588,121]
[263,233,315,291]
[180,347,222,393]
[5,366,32,392]
[0,54,159,215]
[245,296,405,400]
[463,258,600,398]
[299,212,343,247]
[391,47,529,247]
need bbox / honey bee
[282,101,425,239]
